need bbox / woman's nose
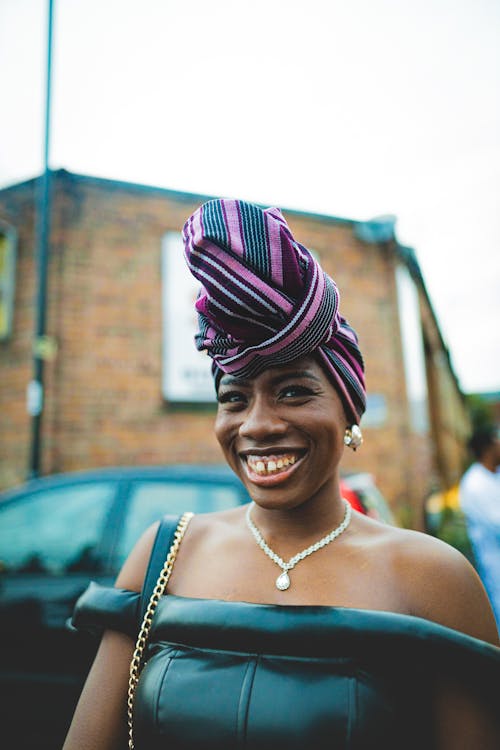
[238,398,287,440]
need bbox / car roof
[0,464,243,502]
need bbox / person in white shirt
[460,426,500,629]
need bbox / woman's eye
[280,385,314,399]
[217,391,246,406]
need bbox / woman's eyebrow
[270,370,322,386]
[219,370,322,388]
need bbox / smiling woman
[63,200,500,750]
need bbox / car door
[0,479,119,749]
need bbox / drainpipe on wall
[28,0,55,478]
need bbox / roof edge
[1,169,361,227]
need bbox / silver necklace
[245,499,352,591]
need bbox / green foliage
[465,394,495,432]
[435,507,475,564]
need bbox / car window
[0,483,115,575]
[116,481,244,567]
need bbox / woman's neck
[248,484,346,548]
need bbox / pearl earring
[344,425,363,451]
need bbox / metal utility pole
[28,0,55,477]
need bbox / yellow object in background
[426,483,460,514]
[425,483,474,562]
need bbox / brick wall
[44,176,224,475]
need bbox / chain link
[127,511,194,749]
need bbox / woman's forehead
[218,356,325,388]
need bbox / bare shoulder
[378,522,499,645]
[113,506,245,593]
[114,520,161,592]
[183,505,246,536]
[172,505,248,557]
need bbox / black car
[0,465,251,749]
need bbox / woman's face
[214,355,348,511]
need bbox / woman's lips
[240,451,306,485]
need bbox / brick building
[0,170,470,526]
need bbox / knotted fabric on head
[182,199,366,423]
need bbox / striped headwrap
[182,199,366,423]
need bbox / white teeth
[246,454,301,475]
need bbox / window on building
[395,264,430,434]
[0,222,17,340]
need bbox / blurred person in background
[64,200,499,750]
[460,426,500,628]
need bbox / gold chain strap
[127,511,194,749]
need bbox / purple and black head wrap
[182,199,366,424]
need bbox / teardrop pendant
[276,571,290,591]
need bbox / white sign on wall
[395,263,429,434]
[161,231,215,402]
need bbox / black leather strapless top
[73,584,500,750]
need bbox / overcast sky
[1,0,499,393]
